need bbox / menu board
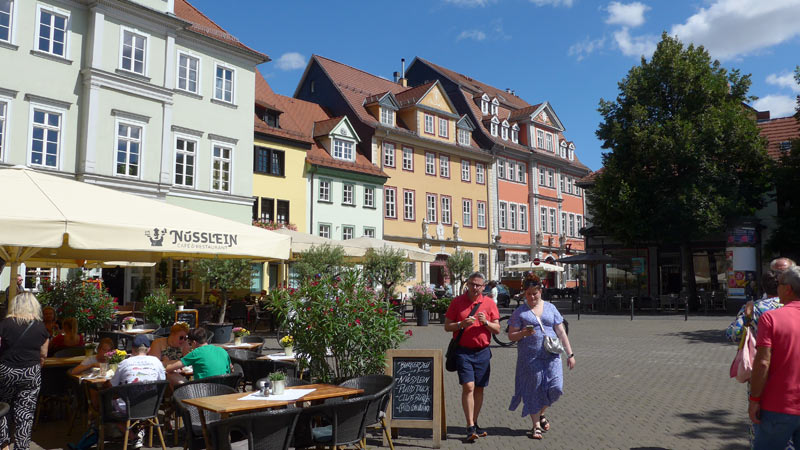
[391,357,434,420]
[175,309,198,329]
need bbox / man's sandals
[528,423,544,440]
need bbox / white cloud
[613,27,658,57]
[529,0,574,6]
[752,95,797,118]
[457,30,487,41]
[490,18,512,40]
[444,0,495,6]
[275,52,306,71]
[606,2,650,27]
[766,72,800,93]
[670,0,800,60]
[569,36,606,61]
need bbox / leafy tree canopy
[446,250,474,294]
[362,247,408,302]
[590,33,772,246]
[293,244,352,281]
[192,258,252,323]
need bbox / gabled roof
[364,92,400,110]
[456,114,475,131]
[757,116,800,161]
[174,0,268,62]
[312,117,345,138]
[254,70,327,144]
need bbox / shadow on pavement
[663,329,730,345]
[676,409,749,449]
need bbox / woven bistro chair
[338,375,396,450]
[207,408,302,450]
[172,382,236,450]
[97,380,169,450]
[292,395,373,450]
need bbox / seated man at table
[165,327,232,380]
[111,335,165,386]
[70,337,114,376]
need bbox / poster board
[385,349,446,448]
[175,309,198,329]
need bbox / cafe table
[182,383,363,450]
[43,355,86,368]
[118,328,156,336]
[213,342,262,351]
[256,353,297,363]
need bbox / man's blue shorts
[455,346,491,387]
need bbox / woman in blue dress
[508,273,576,440]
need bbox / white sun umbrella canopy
[0,167,291,296]
[347,236,436,262]
[505,261,565,272]
[272,228,366,258]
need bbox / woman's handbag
[730,324,756,383]
[445,302,482,372]
[533,313,566,356]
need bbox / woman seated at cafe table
[42,306,60,338]
[148,322,190,366]
[165,327,232,380]
[69,338,114,376]
[49,317,84,356]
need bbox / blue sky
[190,0,800,171]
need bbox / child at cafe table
[49,317,84,356]
[165,327,232,380]
[70,337,115,376]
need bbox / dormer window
[458,128,470,146]
[264,110,279,128]
[380,108,394,126]
[480,94,490,115]
[491,98,499,116]
[332,138,355,161]
[568,142,575,161]
[511,124,519,143]
[490,116,499,137]
[560,141,567,158]
[501,121,509,141]
[491,122,498,136]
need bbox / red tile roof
[306,142,387,178]
[394,81,436,108]
[174,0,268,61]
[312,117,344,138]
[577,169,602,185]
[757,116,800,161]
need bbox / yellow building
[295,56,496,292]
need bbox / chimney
[398,58,408,87]
[756,110,770,122]
[393,71,399,83]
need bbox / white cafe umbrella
[505,261,565,272]
[272,228,366,258]
[347,237,436,262]
[0,167,291,298]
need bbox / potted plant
[410,284,435,327]
[106,349,127,373]
[432,296,452,324]
[122,316,137,331]
[38,279,116,341]
[175,299,185,311]
[268,372,286,395]
[142,286,176,328]
[279,335,294,357]
[232,327,250,345]
[84,342,97,357]
[193,259,252,343]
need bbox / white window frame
[547,169,554,187]
[173,134,197,188]
[461,159,470,182]
[501,124,508,140]
[28,102,65,169]
[176,50,201,95]
[34,4,69,58]
[499,201,507,229]
[538,166,545,186]
[519,205,528,232]
[318,223,331,239]
[540,207,547,233]
[342,183,354,205]
[481,98,488,115]
[477,201,486,228]
[380,108,394,126]
[119,26,149,76]
[342,225,355,240]
[536,129,544,149]
[424,113,435,134]
[457,128,470,146]
[441,196,451,224]
[569,213,575,237]
[497,159,505,180]
[403,190,415,221]
[439,155,449,178]
[438,117,448,138]
[426,194,437,223]
[509,203,517,231]
[0,0,14,44]
[383,141,395,167]
[576,215,583,234]
[402,146,413,171]
[463,199,472,227]
[0,98,8,162]
[363,227,375,238]
[213,62,236,104]
[491,98,499,115]
[490,122,498,136]
[332,138,355,161]
[545,132,554,152]
[114,117,145,179]
[385,187,397,218]
[425,152,436,175]
[210,142,233,193]
[511,127,519,143]
[318,179,331,202]
[561,212,567,235]
[363,186,375,208]
[560,174,565,192]
[516,163,524,183]
[476,163,485,184]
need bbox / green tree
[766,66,800,261]
[293,244,351,281]
[192,258,252,323]
[446,250,474,295]
[362,247,407,302]
[590,33,772,300]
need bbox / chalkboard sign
[385,349,446,448]
[175,309,198,328]
[392,357,434,420]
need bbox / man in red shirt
[444,272,500,442]
[749,266,800,449]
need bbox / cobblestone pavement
[32,313,748,450]
[384,313,749,450]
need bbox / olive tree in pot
[446,249,475,296]
[363,247,408,303]
[192,258,252,343]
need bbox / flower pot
[206,323,233,344]
[234,336,242,345]
[283,346,293,358]
[271,379,285,395]
[438,313,446,324]
[125,323,133,331]
[177,305,184,311]
[416,308,429,327]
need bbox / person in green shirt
[165,327,231,379]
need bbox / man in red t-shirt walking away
[749,266,800,449]
[444,272,500,442]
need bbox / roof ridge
[314,54,399,89]
[179,0,226,33]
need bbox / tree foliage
[446,250,474,294]
[589,33,772,246]
[293,244,352,281]
[362,247,407,302]
[192,258,252,323]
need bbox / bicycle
[492,315,515,347]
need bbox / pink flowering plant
[268,269,407,383]
[122,316,137,325]
[410,284,435,310]
[232,327,250,337]
[38,279,116,339]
